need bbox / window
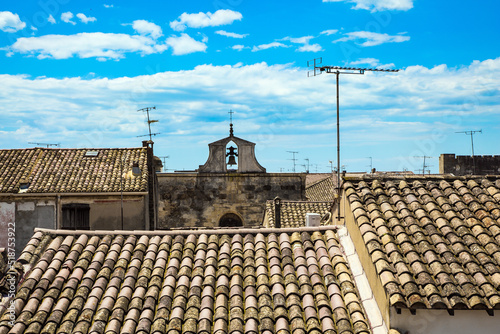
[219,213,243,227]
[62,204,90,230]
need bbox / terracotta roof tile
[0,228,372,334]
[345,175,500,310]
[0,147,148,193]
[264,200,333,228]
[306,175,338,202]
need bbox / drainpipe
[274,197,281,228]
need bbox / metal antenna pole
[456,130,482,174]
[28,142,60,148]
[287,151,299,173]
[414,156,432,175]
[138,107,159,141]
[367,157,373,172]
[308,58,399,223]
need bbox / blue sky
[0,0,499,173]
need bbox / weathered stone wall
[157,173,306,228]
[440,154,500,175]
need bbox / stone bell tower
[197,118,266,173]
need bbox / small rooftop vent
[305,213,321,227]
[85,150,99,157]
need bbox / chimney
[274,197,281,228]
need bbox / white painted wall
[391,307,500,334]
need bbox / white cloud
[252,42,289,52]
[282,36,323,53]
[215,30,248,38]
[61,12,76,25]
[103,4,114,8]
[0,11,26,32]
[132,20,162,39]
[284,36,314,44]
[0,58,499,172]
[297,44,323,52]
[349,57,395,68]
[333,31,410,46]
[323,0,413,11]
[166,33,207,55]
[6,32,168,60]
[232,45,247,51]
[170,9,242,31]
[76,13,97,24]
[48,14,56,24]
[320,29,339,36]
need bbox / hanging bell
[227,155,237,166]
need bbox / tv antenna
[308,57,399,223]
[287,151,299,173]
[157,156,169,172]
[414,156,432,175]
[456,129,482,174]
[28,142,60,148]
[137,106,160,141]
[367,157,373,172]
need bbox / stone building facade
[440,153,500,175]
[157,125,305,228]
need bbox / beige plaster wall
[391,308,500,334]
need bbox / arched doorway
[219,213,243,227]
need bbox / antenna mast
[137,107,160,141]
[287,151,299,173]
[414,156,432,175]
[456,129,482,174]
[28,142,60,148]
[308,58,399,223]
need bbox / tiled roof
[306,176,337,202]
[264,201,333,228]
[0,228,372,334]
[0,148,148,193]
[344,176,500,310]
[305,174,331,188]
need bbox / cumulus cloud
[1,59,498,172]
[170,9,242,31]
[215,30,248,38]
[320,29,339,36]
[61,12,76,25]
[166,33,207,55]
[297,44,323,52]
[0,11,26,32]
[48,14,56,24]
[349,57,395,68]
[333,31,410,46]
[132,20,162,39]
[76,13,97,24]
[323,0,413,11]
[282,36,323,53]
[6,32,168,60]
[252,42,289,52]
[232,45,248,51]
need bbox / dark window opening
[62,204,90,230]
[219,213,243,227]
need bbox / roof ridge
[34,225,340,236]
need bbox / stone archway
[219,212,243,227]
